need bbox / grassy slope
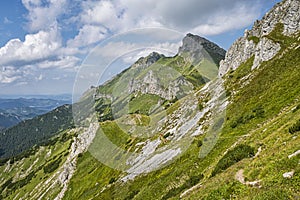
[1,24,299,200]
[0,129,76,199]
[186,26,300,199]
[63,26,300,199]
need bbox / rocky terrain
[0,0,299,199]
[219,0,300,76]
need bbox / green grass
[211,145,255,177]
[98,121,131,149]
[248,36,260,45]
[62,29,300,200]
[129,94,162,115]
[0,130,74,199]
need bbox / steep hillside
[0,98,71,129]
[0,33,225,199]
[0,0,299,199]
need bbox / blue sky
[0,0,281,96]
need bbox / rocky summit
[0,0,300,199]
[179,33,226,66]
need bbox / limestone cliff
[219,0,300,76]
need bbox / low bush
[288,119,300,134]
[212,145,255,176]
[43,158,62,174]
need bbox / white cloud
[189,3,259,35]
[36,56,80,70]
[0,66,22,84]
[22,0,68,31]
[0,26,61,66]
[90,41,180,65]
[81,1,119,28]
[1,0,267,93]
[67,25,108,48]
[75,0,261,37]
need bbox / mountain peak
[133,51,165,69]
[178,33,226,66]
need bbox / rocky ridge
[179,33,226,65]
[126,34,225,100]
[219,0,300,76]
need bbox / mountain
[0,0,299,199]
[0,98,71,129]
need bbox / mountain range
[0,0,299,199]
[0,97,71,130]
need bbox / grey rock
[252,37,281,69]
[132,52,165,69]
[219,0,300,77]
[283,171,295,178]
[179,33,226,65]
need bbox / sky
[0,0,281,97]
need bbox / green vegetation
[99,121,131,149]
[230,105,265,128]
[0,105,74,159]
[265,23,293,48]
[129,94,162,115]
[0,129,73,199]
[43,158,62,173]
[203,181,246,200]
[157,55,209,87]
[212,145,255,176]
[161,174,203,200]
[226,56,254,84]
[95,98,113,122]
[288,119,300,134]
[248,35,260,44]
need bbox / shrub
[124,190,139,200]
[161,174,203,200]
[288,119,300,134]
[43,158,62,174]
[109,177,116,184]
[212,145,255,176]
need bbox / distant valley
[0,97,71,130]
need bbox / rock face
[132,52,164,69]
[55,123,99,200]
[128,70,194,100]
[219,0,300,76]
[127,34,225,100]
[179,33,226,65]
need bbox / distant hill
[0,0,299,199]
[0,97,71,129]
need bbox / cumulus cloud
[1,0,267,93]
[36,56,80,70]
[75,0,261,37]
[0,66,22,84]
[0,26,61,66]
[67,25,108,48]
[22,0,68,31]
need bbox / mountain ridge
[0,0,299,199]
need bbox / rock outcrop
[132,52,164,69]
[127,34,226,100]
[55,123,99,200]
[219,0,300,76]
[128,70,194,100]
